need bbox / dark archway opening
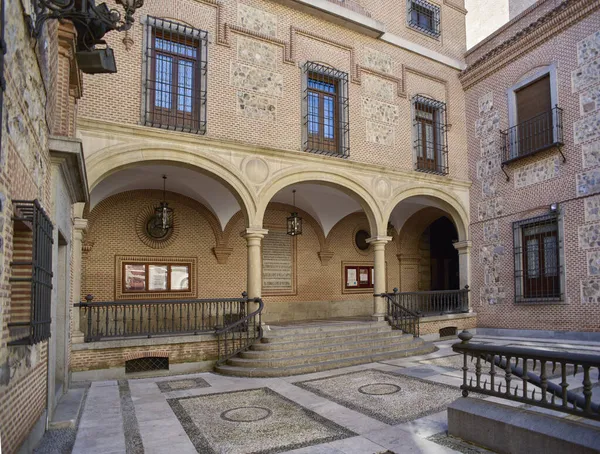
[429,217,459,290]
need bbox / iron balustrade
[74,293,252,342]
[453,331,600,421]
[325,0,372,17]
[381,292,420,337]
[383,287,470,318]
[216,297,264,365]
[501,106,564,165]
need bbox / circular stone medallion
[220,406,272,422]
[358,383,401,396]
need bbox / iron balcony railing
[383,286,470,317]
[453,331,600,421]
[501,106,564,165]
[326,0,371,17]
[381,292,420,337]
[75,292,254,342]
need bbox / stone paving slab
[156,377,211,393]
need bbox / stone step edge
[215,344,437,377]
[253,330,408,350]
[262,321,389,336]
[262,326,392,343]
[230,340,426,367]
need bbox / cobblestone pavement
[49,335,600,454]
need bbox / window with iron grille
[302,62,350,158]
[143,17,208,134]
[8,200,53,346]
[412,95,448,175]
[407,0,440,38]
[513,213,564,302]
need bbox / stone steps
[215,320,436,377]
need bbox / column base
[371,314,386,322]
[71,331,85,344]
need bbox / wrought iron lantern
[30,0,144,73]
[287,189,303,236]
[153,175,173,232]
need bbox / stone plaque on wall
[262,230,295,294]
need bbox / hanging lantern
[287,189,303,236]
[154,175,173,231]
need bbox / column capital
[366,236,393,245]
[244,228,269,239]
[73,218,88,232]
[453,240,472,253]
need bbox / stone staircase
[215,319,436,377]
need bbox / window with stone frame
[302,62,350,158]
[513,212,564,302]
[412,95,448,175]
[407,0,441,38]
[143,17,208,134]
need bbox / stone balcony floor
[34,336,600,454]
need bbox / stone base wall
[419,313,477,337]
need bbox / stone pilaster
[71,217,88,344]
[453,240,472,296]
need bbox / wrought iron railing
[384,286,469,317]
[501,106,564,165]
[216,297,264,365]
[381,292,420,337]
[453,331,600,421]
[326,0,371,17]
[75,293,252,342]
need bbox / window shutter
[516,75,551,123]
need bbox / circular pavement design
[220,406,273,422]
[357,383,401,395]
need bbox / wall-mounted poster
[346,268,358,287]
[359,268,369,284]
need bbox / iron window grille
[412,95,448,175]
[302,62,350,158]
[513,213,563,303]
[143,17,208,134]
[8,200,53,346]
[407,0,440,38]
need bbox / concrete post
[71,217,88,344]
[367,236,392,321]
[244,229,268,310]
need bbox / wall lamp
[29,0,144,74]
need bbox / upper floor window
[302,62,350,158]
[143,17,208,134]
[412,95,448,175]
[407,0,441,38]
[513,213,563,303]
[502,65,564,164]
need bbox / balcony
[501,106,564,165]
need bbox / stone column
[71,217,88,343]
[367,236,392,321]
[244,228,268,310]
[454,240,472,299]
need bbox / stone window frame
[410,94,449,175]
[406,0,441,40]
[506,64,559,150]
[512,211,566,305]
[140,16,209,135]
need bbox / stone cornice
[77,117,472,190]
[459,0,600,89]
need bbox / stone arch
[256,169,383,236]
[85,143,256,227]
[384,187,468,242]
[398,207,451,256]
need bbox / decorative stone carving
[363,47,392,74]
[478,92,493,115]
[230,62,283,97]
[582,140,600,168]
[572,58,600,93]
[361,97,399,125]
[576,168,600,196]
[366,121,395,146]
[318,250,334,265]
[578,31,600,66]
[475,111,499,138]
[581,278,600,303]
[372,176,392,199]
[578,222,600,249]
[213,246,234,265]
[584,194,600,222]
[362,74,394,102]
[237,91,277,121]
[476,154,501,180]
[237,36,278,70]
[244,157,270,185]
[514,157,559,189]
[237,4,277,38]
[483,220,499,243]
[581,85,600,115]
[478,198,503,221]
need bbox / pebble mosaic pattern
[295,369,462,424]
[167,387,355,454]
[156,377,211,393]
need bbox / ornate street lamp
[29,0,144,73]
[287,189,303,236]
[153,175,173,232]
